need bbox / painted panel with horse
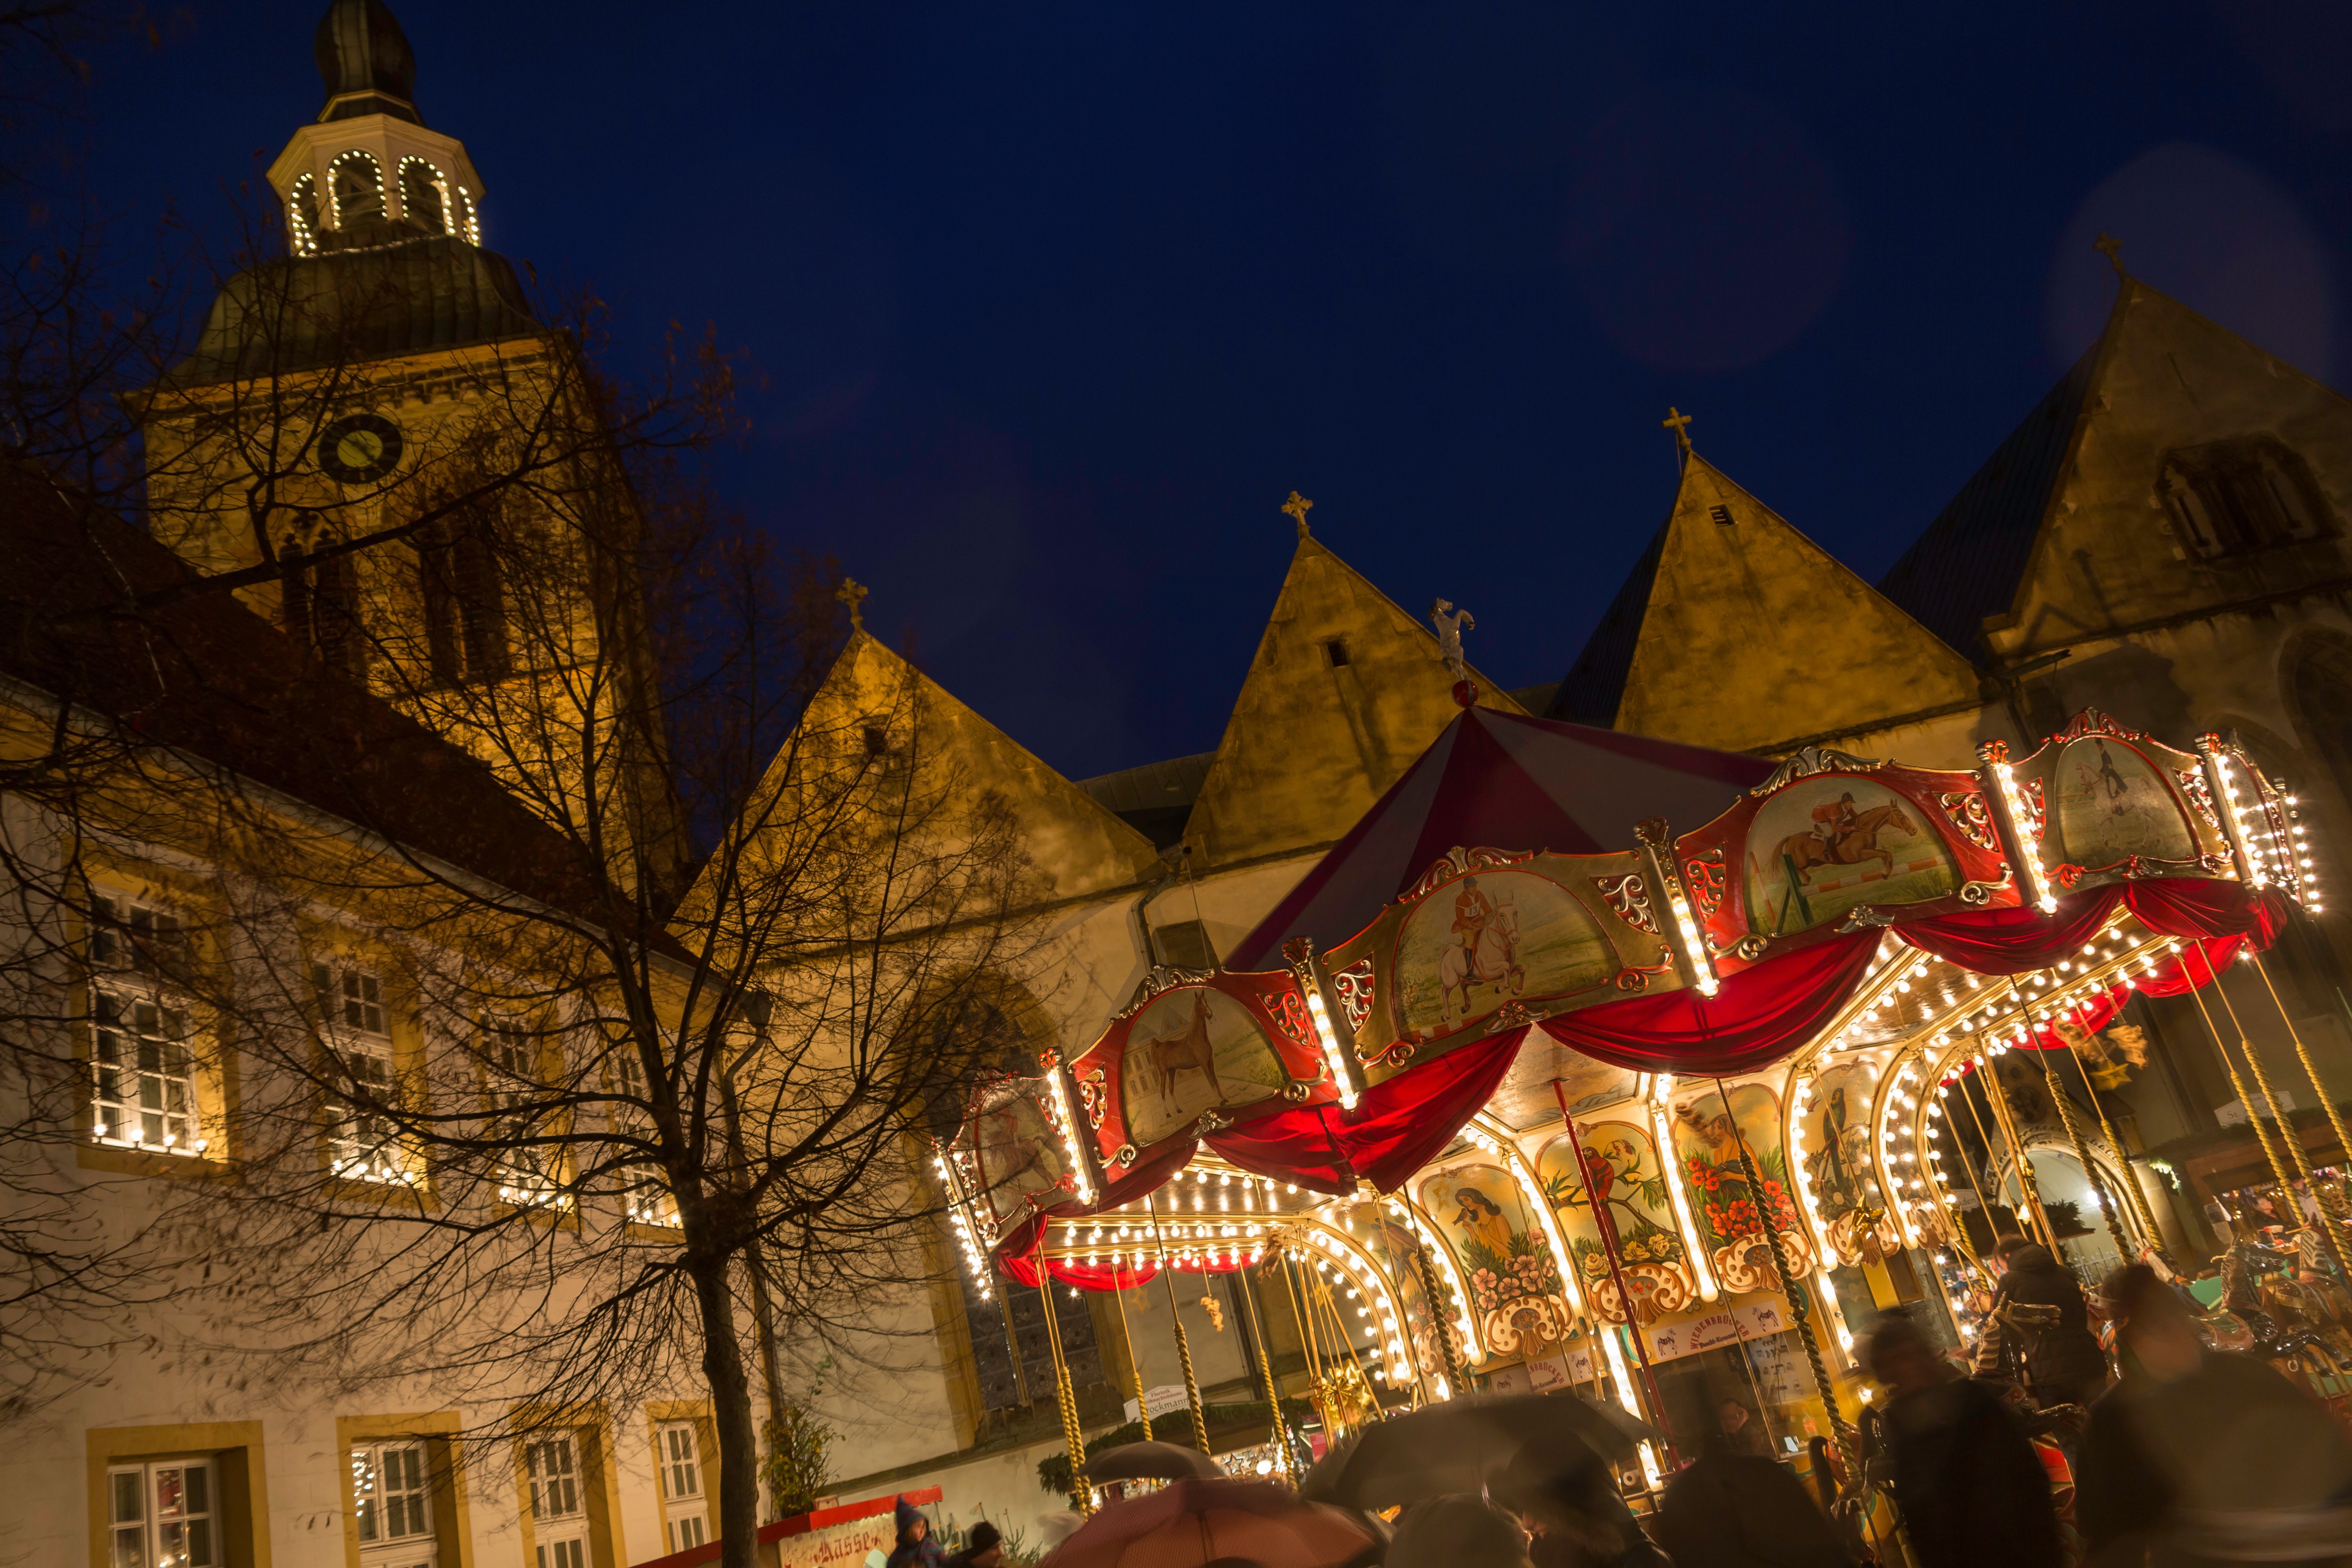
[1537,1122,1698,1324]
[1418,1162,1573,1364]
[1321,846,1678,1085]
[1064,969,1334,1178]
[1669,1079,1814,1292]
[1674,760,2009,975]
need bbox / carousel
[933,692,2335,1519]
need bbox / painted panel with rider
[2000,709,2230,895]
[1670,755,2014,976]
[1316,845,1686,1086]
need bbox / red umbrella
[1043,1478,1375,1568]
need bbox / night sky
[65,2,2352,781]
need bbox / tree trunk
[693,1255,764,1568]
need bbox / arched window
[328,150,385,228]
[456,187,481,245]
[417,496,509,686]
[2160,437,2335,559]
[289,174,321,255]
[397,157,447,236]
[281,514,367,679]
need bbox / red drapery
[999,1254,1169,1290]
[1205,1028,1527,1195]
[1536,928,1881,1075]
[1899,878,2281,974]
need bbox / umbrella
[1084,1441,1226,1483]
[1300,1393,1657,1510]
[1042,1478,1375,1568]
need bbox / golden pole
[1144,1187,1212,1452]
[2204,962,2352,1278]
[2060,1023,2169,1252]
[2183,962,2301,1207]
[1109,1273,1152,1441]
[2041,1050,2135,1263]
[1236,1268,1295,1486]
[2250,951,2352,1241]
[1978,1052,2057,1249]
[1035,1249,1093,1515]
[1278,1250,1325,1394]
[1711,1078,1855,1481]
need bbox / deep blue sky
[64,1,2352,781]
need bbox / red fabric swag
[999,1254,1167,1291]
[1538,929,1880,1075]
[1206,1028,1528,1195]
[1900,878,2282,975]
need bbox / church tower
[137,0,683,890]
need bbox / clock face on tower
[315,413,404,484]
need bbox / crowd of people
[890,1233,2352,1568]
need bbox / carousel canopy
[1229,705,1775,972]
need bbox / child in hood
[888,1497,944,1568]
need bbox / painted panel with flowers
[1418,1163,1572,1362]
[1668,1080,1813,1292]
[1536,1123,1698,1324]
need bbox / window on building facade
[397,158,448,236]
[283,527,369,679]
[490,1022,563,1207]
[352,1440,437,1568]
[418,501,509,686]
[89,893,203,1154]
[108,1459,217,1568]
[655,1422,709,1552]
[330,150,385,226]
[290,173,321,254]
[1151,920,1216,971]
[2160,437,2336,559]
[526,1434,590,1568]
[611,1047,673,1227]
[316,960,403,1180]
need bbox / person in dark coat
[1653,1417,1848,1568]
[2078,1263,2352,1567]
[1389,1494,1534,1568]
[888,1497,944,1568]
[944,1521,1001,1568]
[1492,1441,1670,1568]
[1994,1243,2112,1407]
[1866,1310,2063,1568]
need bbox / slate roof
[1875,343,2101,663]
[164,236,541,386]
[0,457,619,929]
[1544,521,1665,726]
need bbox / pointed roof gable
[1877,342,2103,662]
[1566,452,1982,755]
[716,633,1161,913]
[1546,521,1666,726]
[1184,534,1526,869]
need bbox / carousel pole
[1109,1272,1153,1441]
[1277,1249,1327,1403]
[1711,1078,1857,1482]
[1405,1232,1470,1397]
[2039,1045,2136,1264]
[1553,1089,1676,1464]
[2182,958,2304,1222]
[1977,1043,2058,1250]
[2249,951,2352,1243]
[1953,1065,2027,1241]
[1034,1243,1094,1515]
[1236,1267,1296,1486]
[2061,1023,2170,1256]
[1143,1187,1213,1453]
[2203,960,2352,1278]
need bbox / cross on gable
[1661,406,1695,454]
[1281,490,1314,538]
[837,577,869,631]
[2094,232,2125,277]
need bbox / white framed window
[655,1421,708,1552]
[490,1022,564,1208]
[89,893,204,1155]
[353,1440,437,1568]
[611,1048,674,1227]
[107,1458,217,1568]
[525,1434,589,1568]
[315,960,407,1183]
